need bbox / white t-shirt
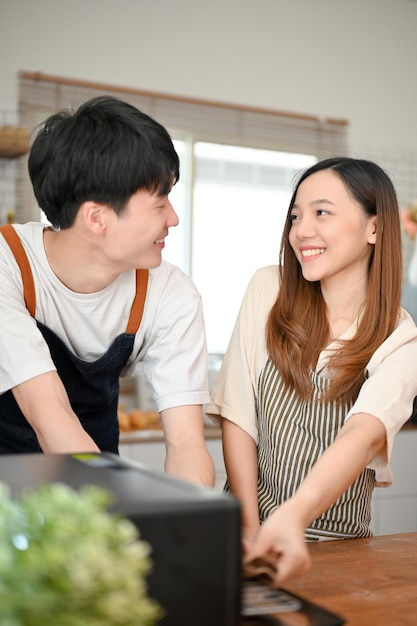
[0,222,209,412]
[207,265,417,485]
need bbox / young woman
[207,157,417,584]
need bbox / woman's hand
[244,499,311,586]
[241,522,260,555]
[241,521,262,579]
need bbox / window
[165,141,316,352]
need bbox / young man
[0,95,214,486]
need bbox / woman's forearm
[291,412,386,527]
[222,418,260,538]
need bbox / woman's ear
[367,217,377,245]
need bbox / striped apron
[256,358,375,540]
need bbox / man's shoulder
[149,260,199,294]
[0,222,45,262]
[10,221,45,238]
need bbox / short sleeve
[346,310,417,485]
[206,265,279,442]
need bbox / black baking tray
[241,586,345,626]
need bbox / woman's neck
[322,276,367,340]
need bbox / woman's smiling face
[288,169,377,288]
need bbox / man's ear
[368,217,377,245]
[81,201,108,234]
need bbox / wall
[0,0,417,154]
[2,0,417,265]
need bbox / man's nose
[167,201,179,227]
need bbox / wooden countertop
[282,532,417,625]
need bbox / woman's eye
[317,209,329,216]
[289,214,299,222]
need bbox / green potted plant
[0,482,162,626]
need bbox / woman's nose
[294,215,315,238]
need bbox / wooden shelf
[0,127,30,158]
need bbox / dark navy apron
[0,224,148,454]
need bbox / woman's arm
[222,418,260,549]
[246,412,386,585]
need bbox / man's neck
[43,227,120,294]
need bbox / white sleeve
[206,266,279,442]
[130,266,210,412]
[0,237,56,392]
[346,312,417,484]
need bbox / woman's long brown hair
[266,157,403,404]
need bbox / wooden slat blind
[16,71,349,222]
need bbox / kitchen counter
[120,422,417,532]
[120,421,417,444]
[119,424,221,444]
[283,532,417,626]
[119,425,226,490]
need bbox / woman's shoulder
[366,307,417,373]
[240,265,280,323]
[393,307,417,344]
[399,306,417,328]
[247,264,280,295]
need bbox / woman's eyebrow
[292,198,334,210]
[311,198,334,206]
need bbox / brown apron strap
[126,269,149,334]
[0,224,36,317]
[0,224,148,334]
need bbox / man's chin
[136,252,162,270]
[138,255,163,270]
[148,260,163,269]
